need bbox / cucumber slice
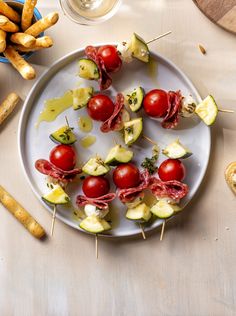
[195,95,218,126]
[130,33,150,63]
[126,203,151,222]
[125,87,144,112]
[162,139,192,159]
[124,118,143,145]
[150,200,181,219]
[78,59,100,80]
[82,156,110,176]
[50,126,77,145]
[105,145,133,165]
[42,184,70,205]
[79,215,111,233]
[121,109,131,123]
[73,87,93,110]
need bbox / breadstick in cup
[0,185,46,239]
[10,32,36,48]
[3,46,36,80]
[0,15,19,32]
[13,36,53,52]
[21,0,37,32]
[0,0,20,23]
[25,12,59,37]
[0,29,6,52]
[0,92,20,125]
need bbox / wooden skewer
[95,234,98,259]
[218,109,234,113]
[146,31,172,45]
[142,134,157,146]
[139,223,146,240]
[50,204,57,236]
[160,220,166,241]
[65,115,70,127]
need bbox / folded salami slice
[118,170,150,203]
[149,177,189,201]
[100,93,124,133]
[162,90,182,129]
[76,193,116,209]
[85,45,112,90]
[35,159,81,182]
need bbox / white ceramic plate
[18,46,211,238]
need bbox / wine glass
[59,0,122,25]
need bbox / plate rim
[18,45,211,238]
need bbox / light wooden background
[0,0,236,315]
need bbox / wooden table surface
[0,0,236,315]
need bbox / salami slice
[85,45,112,90]
[118,170,150,203]
[100,93,124,133]
[162,90,182,129]
[149,177,189,201]
[76,192,116,209]
[35,159,81,182]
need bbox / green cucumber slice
[125,87,144,112]
[78,59,100,80]
[42,184,70,205]
[124,118,143,145]
[150,200,181,219]
[79,215,111,233]
[73,87,93,110]
[195,95,218,126]
[82,156,110,176]
[126,203,151,222]
[130,33,150,63]
[105,145,133,165]
[162,139,192,159]
[50,126,77,145]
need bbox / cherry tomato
[113,163,141,189]
[143,89,169,118]
[97,45,122,73]
[158,159,186,182]
[82,176,110,198]
[87,94,115,121]
[49,145,76,171]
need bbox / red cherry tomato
[49,145,76,171]
[113,163,141,189]
[87,94,115,121]
[143,89,169,118]
[97,45,122,73]
[82,176,110,198]
[158,159,186,182]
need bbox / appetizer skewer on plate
[35,122,81,235]
[78,32,171,91]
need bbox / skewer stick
[65,115,70,127]
[50,204,57,236]
[142,134,157,146]
[218,109,234,113]
[160,220,166,241]
[139,223,146,240]
[146,31,172,45]
[95,234,98,259]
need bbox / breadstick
[10,32,36,48]
[0,29,6,52]
[25,12,59,37]
[0,185,46,239]
[0,0,20,23]
[0,92,20,125]
[3,46,36,80]
[0,15,19,32]
[21,0,37,31]
[13,35,53,52]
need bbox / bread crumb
[225,227,230,231]
[214,237,218,241]
[198,44,206,55]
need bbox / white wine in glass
[59,0,121,25]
